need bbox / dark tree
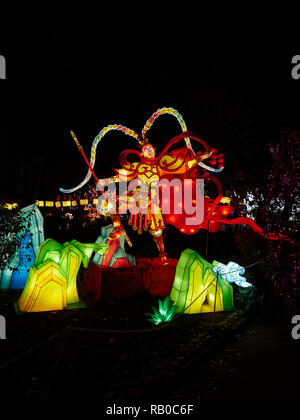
[231,128,300,309]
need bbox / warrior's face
[142,144,155,159]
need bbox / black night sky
[1,6,299,204]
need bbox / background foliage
[0,204,30,271]
[231,128,300,309]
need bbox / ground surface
[0,288,299,405]
[166,313,300,401]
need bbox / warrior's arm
[187,151,213,169]
[97,167,136,187]
[98,174,121,185]
[159,151,212,175]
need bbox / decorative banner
[3,196,238,210]
[31,198,100,209]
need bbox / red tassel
[133,213,138,230]
[128,213,133,225]
[138,214,143,234]
[144,214,148,230]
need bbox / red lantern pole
[70,130,108,203]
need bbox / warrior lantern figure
[61,107,290,265]
[60,108,225,263]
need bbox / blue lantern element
[212,261,252,288]
[10,232,36,289]
[0,204,44,289]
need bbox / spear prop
[69,130,108,203]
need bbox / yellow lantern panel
[18,261,67,312]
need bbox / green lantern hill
[15,239,108,313]
[170,249,234,314]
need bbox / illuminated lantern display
[59,109,226,264]
[18,260,68,312]
[147,296,178,325]
[170,249,234,314]
[0,204,44,289]
[212,261,252,288]
[16,239,108,313]
[59,107,293,266]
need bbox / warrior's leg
[150,229,167,264]
[148,207,167,263]
[111,215,132,247]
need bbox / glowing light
[146,297,177,325]
[62,200,71,207]
[107,202,115,213]
[3,202,18,210]
[221,207,232,216]
[152,229,163,237]
[220,196,231,204]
